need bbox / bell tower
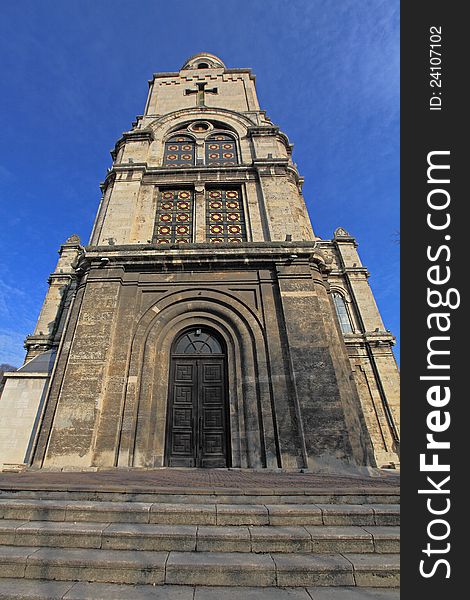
[0,53,400,471]
[89,52,315,249]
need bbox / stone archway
[116,289,282,469]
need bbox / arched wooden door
[165,328,230,467]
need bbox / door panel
[200,359,226,467]
[168,360,197,466]
[166,357,228,467]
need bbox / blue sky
[0,0,399,366]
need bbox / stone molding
[2,371,49,379]
[111,130,154,160]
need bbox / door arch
[165,327,230,467]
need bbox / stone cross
[184,82,218,107]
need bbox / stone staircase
[0,481,399,599]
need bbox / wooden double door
[165,329,229,468]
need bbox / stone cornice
[317,239,359,249]
[82,243,315,265]
[248,126,279,136]
[343,331,396,346]
[113,162,148,172]
[85,241,317,255]
[253,158,289,166]
[329,268,370,277]
[47,273,75,285]
[141,165,254,184]
[150,68,254,81]
[3,371,50,379]
[151,72,180,79]
[248,126,292,154]
[334,238,358,247]
[111,130,154,159]
[224,68,253,77]
[75,242,330,281]
[102,162,303,188]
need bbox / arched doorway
[165,327,230,467]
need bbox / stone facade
[0,53,400,470]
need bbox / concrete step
[0,499,400,526]
[0,547,399,587]
[0,489,400,505]
[0,520,399,553]
[0,579,401,599]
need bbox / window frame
[153,187,195,245]
[163,134,196,168]
[331,291,354,334]
[204,131,239,167]
[205,186,248,244]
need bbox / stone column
[194,184,206,242]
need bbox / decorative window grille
[332,292,353,333]
[154,189,193,245]
[174,329,223,355]
[205,134,238,166]
[206,189,246,244]
[163,135,195,167]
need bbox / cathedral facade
[0,54,400,471]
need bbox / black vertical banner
[401,3,465,597]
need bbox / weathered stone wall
[38,280,120,468]
[275,259,374,468]
[32,246,374,470]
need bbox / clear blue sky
[0,0,399,366]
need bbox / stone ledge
[0,499,400,527]
[2,371,49,378]
[0,520,399,554]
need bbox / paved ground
[0,468,399,493]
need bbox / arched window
[205,133,238,166]
[332,292,353,334]
[163,135,195,167]
[174,328,223,355]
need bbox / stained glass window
[332,293,353,334]
[154,190,193,245]
[163,135,195,167]
[206,189,246,244]
[205,134,238,166]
